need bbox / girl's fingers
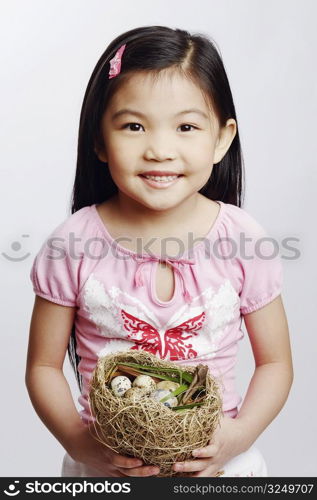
[117,465,160,477]
[172,442,219,473]
[192,444,219,458]
[173,459,212,473]
[110,453,160,476]
[112,455,144,469]
[106,470,128,477]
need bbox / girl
[26,25,293,477]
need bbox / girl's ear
[94,144,108,163]
[213,119,237,164]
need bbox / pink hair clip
[108,44,126,79]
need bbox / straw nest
[88,350,222,477]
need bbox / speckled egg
[132,375,156,392]
[156,381,180,392]
[110,376,132,397]
[123,387,148,401]
[149,389,178,408]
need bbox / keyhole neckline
[150,259,178,307]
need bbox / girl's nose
[143,135,177,162]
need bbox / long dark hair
[67,25,245,392]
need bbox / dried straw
[89,350,222,477]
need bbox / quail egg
[110,376,132,397]
[149,389,178,408]
[156,381,180,392]
[132,375,156,392]
[124,387,148,401]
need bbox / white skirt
[61,445,267,477]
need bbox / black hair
[67,25,245,392]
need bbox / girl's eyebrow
[111,108,209,121]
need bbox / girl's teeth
[144,175,178,182]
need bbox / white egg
[110,376,132,397]
[132,375,156,391]
[150,389,178,408]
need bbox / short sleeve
[30,232,79,307]
[238,219,283,315]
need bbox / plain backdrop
[1,0,316,477]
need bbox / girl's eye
[122,122,198,132]
[178,124,198,132]
[122,123,144,132]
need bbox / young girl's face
[97,69,235,212]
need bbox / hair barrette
[108,44,126,79]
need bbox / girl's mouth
[139,174,184,189]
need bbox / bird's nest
[88,350,223,477]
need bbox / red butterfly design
[120,310,206,360]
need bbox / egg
[156,381,180,392]
[110,376,132,397]
[124,387,148,401]
[149,389,178,408]
[132,375,156,392]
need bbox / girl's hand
[67,423,160,477]
[172,415,246,477]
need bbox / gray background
[1,0,316,476]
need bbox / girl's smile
[138,173,184,189]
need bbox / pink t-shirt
[30,200,283,424]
